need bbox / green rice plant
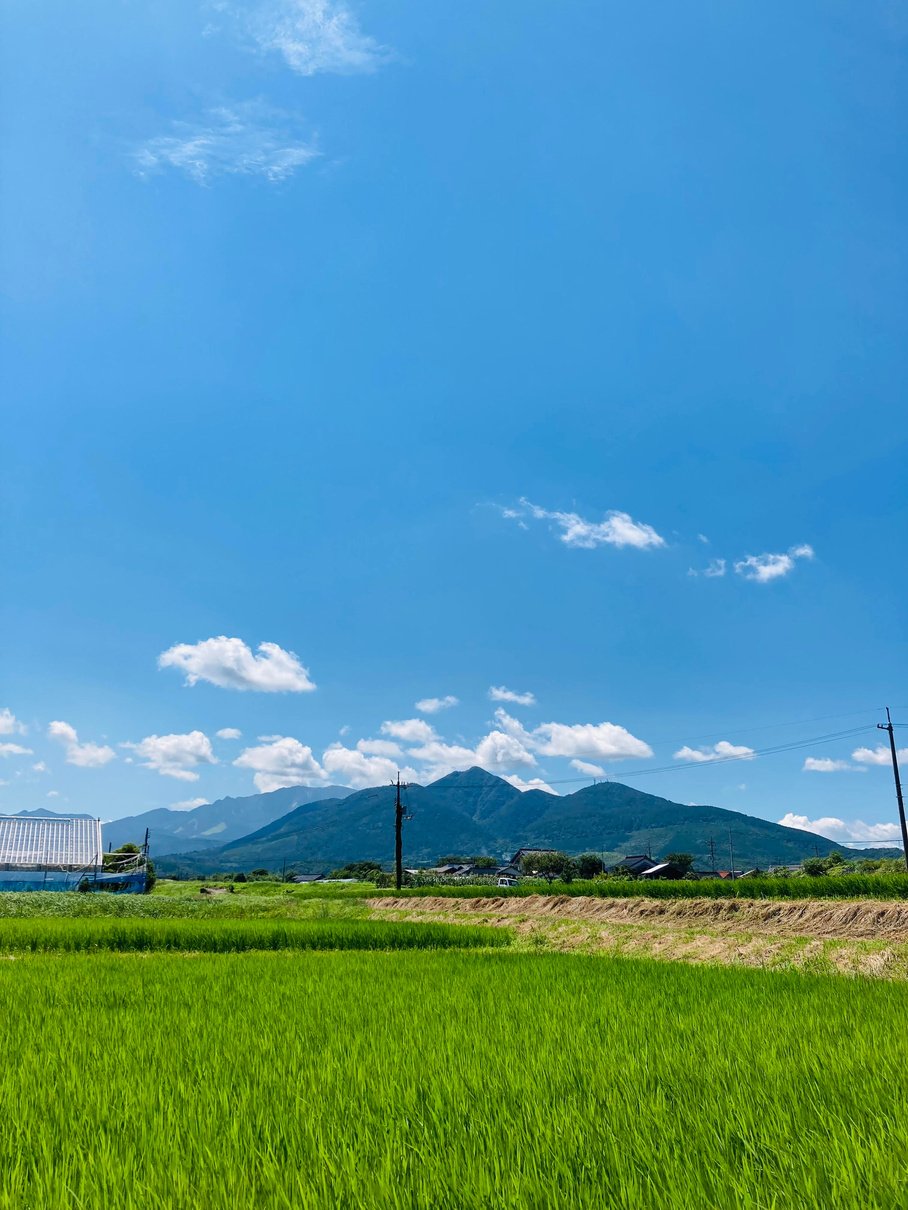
[0,950,905,1208]
[383,872,908,900]
[0,917,512,953]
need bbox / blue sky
[2,1,906,844]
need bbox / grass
[0,917,510,953]
[382,873,908,900]
[0,948,906,1208]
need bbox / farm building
[0,815,148,892]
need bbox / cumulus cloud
[505,774,557,794]
[159,636,316,692]
[570,759,605,777]
[48,721,116,768]
[355,738,402,758]
[734,544,814,584]
[123,731,216,781]
[134,102,319,185]
[216,727,243,740]
[415,695,459,714]
[534,721,652,761]
[170,797,210,812]
[220,0,393,76]
[47,790,60,798]
[0,709,26,736]
[233,736,326,792]
[488,686,537,707]
[0,743,33,758]
[778,812,902,843]
[803,757,864,773]
[509,498,665,550]
[853,745,908,766]
[321,744,418,790]
[674,740,755,764]
[380,718,438,744]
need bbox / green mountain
[155,767,846,875]
[104,785,352,856]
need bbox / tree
[665,853,695,875]
[801,857,827,877]
[577,853,604,880]
[521,851,571,882]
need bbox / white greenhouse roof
[0,816,102,869]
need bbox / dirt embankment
[370,894,908,941]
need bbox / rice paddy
[2,945,907,1209]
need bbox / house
[638,860,686,881]
[292,873,325,884]
[612,854,657,877]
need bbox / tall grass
[0,918,511,953]
[383,873,908,900]
[0,949,905,1208]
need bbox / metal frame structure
[0,815,106,891]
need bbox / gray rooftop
[0,816,103,869]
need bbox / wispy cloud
[734,544,814,584]
[134,102,319,185]
[506,498,665,551]
[688,558,726,578]
[218,0,393,76]
[415,695,459,714]
[489,686,536,707]
[47,721,116,768]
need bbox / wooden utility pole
[728,829,736,879]
[877,708,908,873]
[395,773,405,891]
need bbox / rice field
[2,944,907,1209]
[0,916,509,953]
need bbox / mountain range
[149,768,851,875]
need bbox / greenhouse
[0,815,147,892]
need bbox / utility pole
[707,837,716,875]
[878,708,908,873]
[728,829,736,879]
[394,773,406,891]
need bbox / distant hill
[155,768,846,875]
[103,785,352,856]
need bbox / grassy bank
[1,949,906,1208]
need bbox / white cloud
[170,797,210,812]
[380,718,438,744]
[222,0,392,76]
[689,558,726,578]
[570,759,605,777]
[511,498,666,550]
[534,721,652,761]
[32,762,48,774]
[505,774,557,794]
[48,720,116,768]
[404,740,484,780]
[474,730,538,772]
[123,731,216,781]
[234,736,326,792]
[674,740,755,763]
[778,812,902,843]
[803,757,865,773]
[216,727,243,740]
[134,102,319,185]
[488,686,537,707]
[734,544,814,583]
[356,738,402,758]
[321,744,417,790]
[0,709,26,736]
[853,745,908,766]
[0,742,33,758]
[158,635,316,692]
[415,695,459,714]
[46,790,60,798]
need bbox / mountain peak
[430,766,511,789]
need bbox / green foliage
[328,861,384,880]
[577,853,605,879]
[1,950,906,1207]
[664,852,695,874]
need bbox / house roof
[0,815,102,869]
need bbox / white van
[497,876,519,888]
